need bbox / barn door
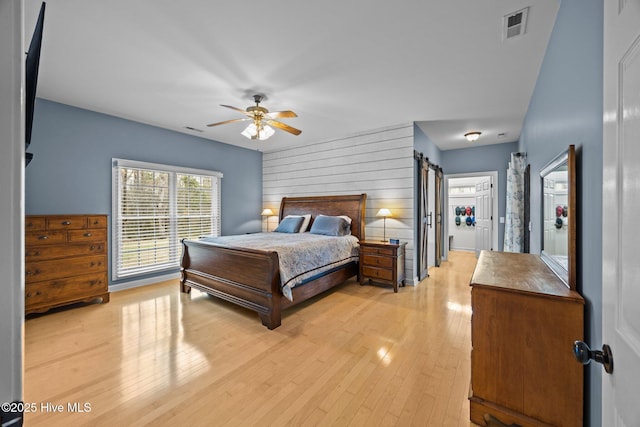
[415,152,429,281]
[434,166,443,266]
[427,168,436,268]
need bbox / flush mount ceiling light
[464,131,482,142]
[207,94,301,141]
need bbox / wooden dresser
[359,241,406,292]
[25,214,110,315]
[469,251,584,427]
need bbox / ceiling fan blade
[220,104,250,115]
[266,110,298,119]
[206,118,250,127]
[267,120,302,135]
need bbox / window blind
[112,159,222,280]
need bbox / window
[449,185,476,195]
[112,159,222,280]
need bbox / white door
[475,176,492,257]
[603,1,640,425]
[427,168,436,268]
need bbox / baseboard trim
[109,272,180,292]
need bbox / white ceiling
[25,0,559,153]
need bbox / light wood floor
[25,251,478,426]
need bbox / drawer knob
[38,235,48,240]
[84,233,92,237]
[61,221,71,225]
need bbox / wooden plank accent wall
[263,123,417,284]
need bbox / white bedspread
[197,232,359,301]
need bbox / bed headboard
[279,194,367,241]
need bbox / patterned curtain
[503,152,526,252]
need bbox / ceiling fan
[207,94,302,140]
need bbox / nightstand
[359,240,406,292]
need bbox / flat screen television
[25,2,46,167]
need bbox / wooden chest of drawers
[25,214,110,315]
[469,251,584,427]
[359,241,406,292]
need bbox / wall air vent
[503,7,528,40]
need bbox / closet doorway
[444,172,498,260]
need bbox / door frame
[443,171,499,261]
[0,0,25,414]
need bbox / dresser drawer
[25,273,107,309]
[25,216,46,231]
[25,254,107,284]
[47,216,87,230]
[361,254,394,268]
[87,215,107,228]
[360,246,395,256]
[25,231,67,246]
[362,266,393,282]
[25,242,106,261]
[68,228,107,243]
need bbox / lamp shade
[261,208,274,216]
[259,125,275,140]
[243,123,275,140]
[376,208,392,217]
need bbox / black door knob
[573,341,614,374]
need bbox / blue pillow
[309,215,351,236]
[274,216,305,233]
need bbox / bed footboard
[180,239,283,329]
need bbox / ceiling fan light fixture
[464,131,482,142]
[259,125,275,140]
[242,123,257,139]
[209,94,300,141]
[242,123,275,140]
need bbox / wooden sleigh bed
[180,194,367,329]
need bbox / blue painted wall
[26,99,263,286]
[413,124,517,252]
[518,0,603,425]
[441,141,518,252]
[413,124,442,166]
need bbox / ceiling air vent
[503,7,528,40]
[184,126,203,133]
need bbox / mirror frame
[540,145,576,290]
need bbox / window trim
[111,158,223,280]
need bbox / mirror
[540,145,576,289]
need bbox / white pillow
[283,214,312,232]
